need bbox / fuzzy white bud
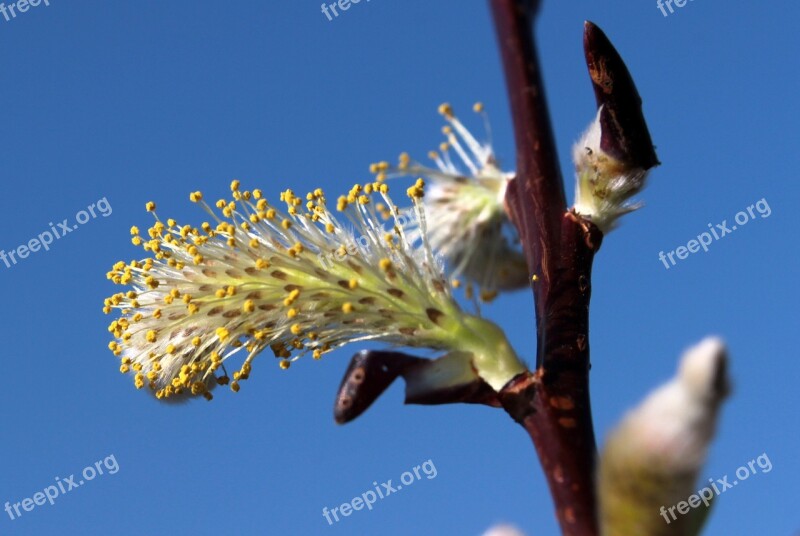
[598,337,730,536]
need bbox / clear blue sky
[0,1,797,535]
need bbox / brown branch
[498,214,602,536]
[490,1,601,534]
[491,0,567,360]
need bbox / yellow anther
[216,327,230,342]
[341,302,354,313]
[243,300,255,313]
[146,330,157,343]
[473,102,484,113]
[406,178,426,199]
[145,201,156,212]
[438,103,454,118]
[189,191,203,202]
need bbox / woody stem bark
[490,1,601,534]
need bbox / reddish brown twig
[491,1,601,534]
[491,3,658,535]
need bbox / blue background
[0,1,797,535]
